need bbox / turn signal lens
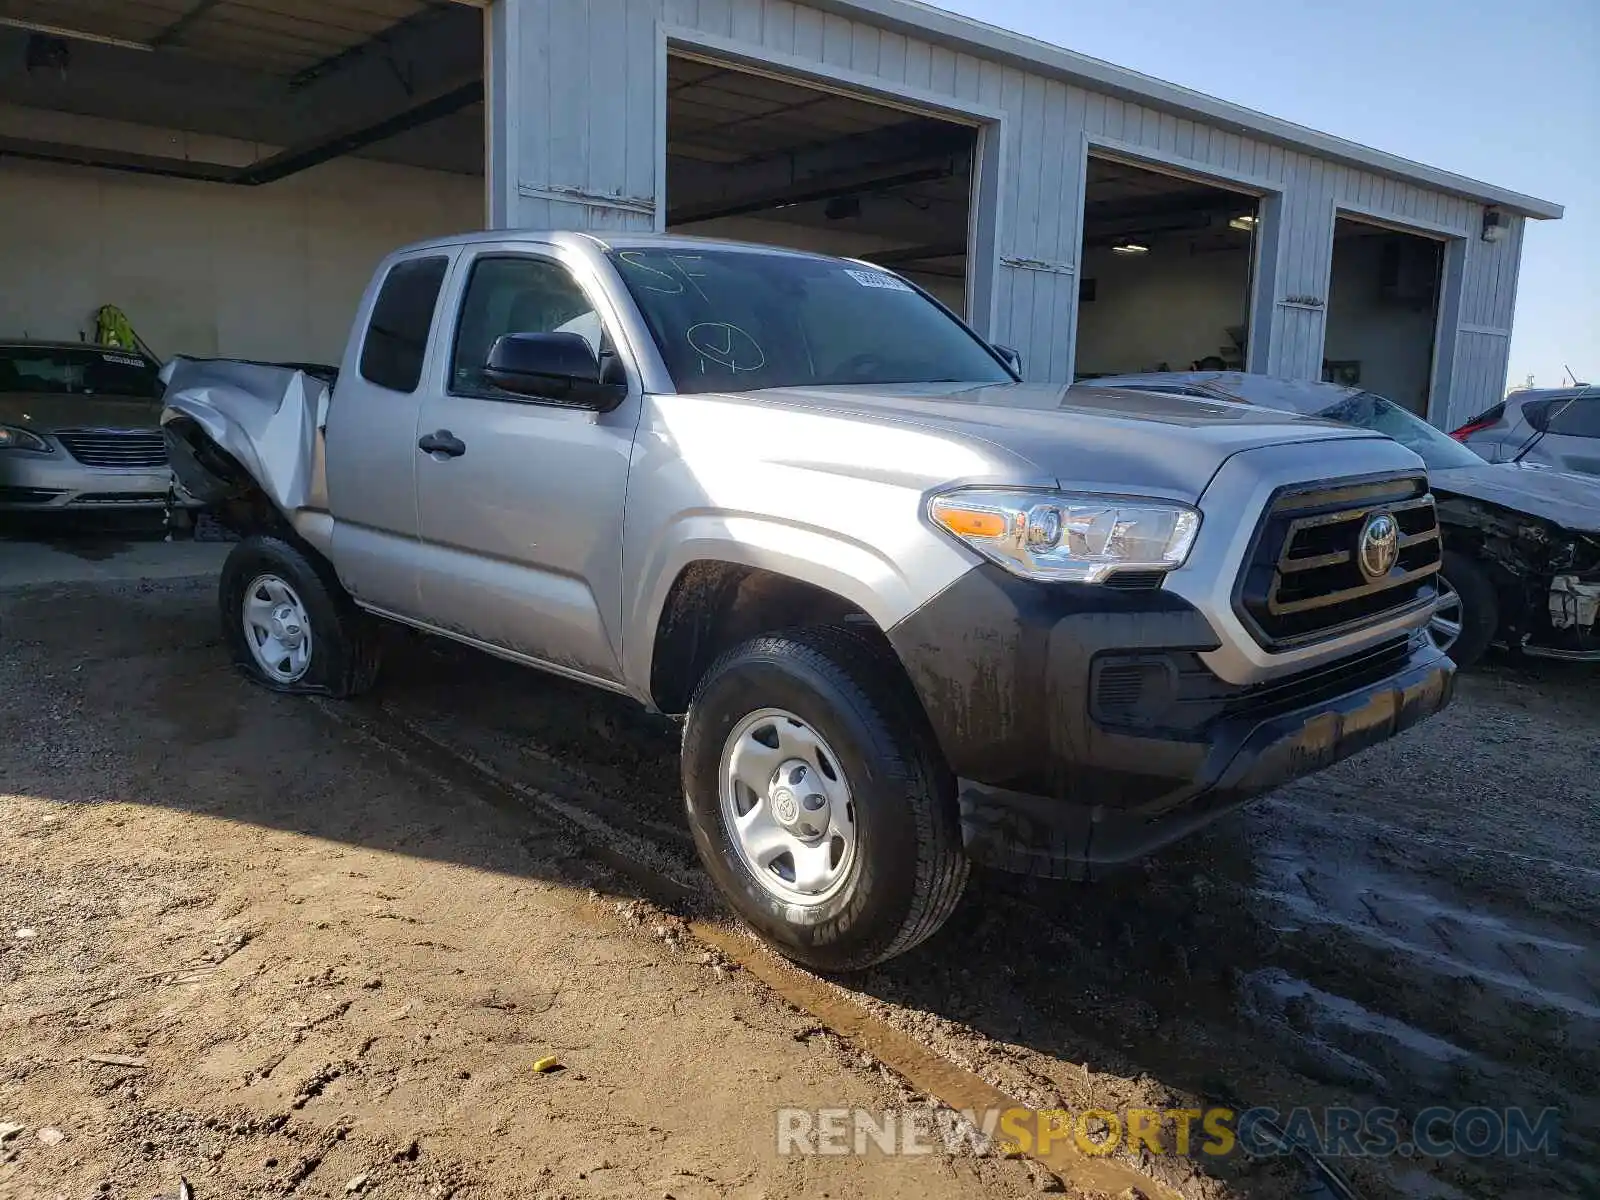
[932,506,1009,539]
[929,488,1200,584]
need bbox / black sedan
[1089,372,1600,667]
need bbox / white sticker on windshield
[845,268,912,292]
[100,353,144,367]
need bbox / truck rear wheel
[219,534,380,697]
[681,626,968,972]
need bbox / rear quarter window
[359,256,449,393]
[1545,397,1600,438]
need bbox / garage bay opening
[664,55,979,317]
[1322,216,1445,417]
[1073,156,1260,379]
[0,3,486,367]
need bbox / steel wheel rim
[242,573,314,683]
[1429,574,1464,654]
[719,707,857,907]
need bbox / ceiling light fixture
[1228,214,1258,231]
[1111,241,1150,255]
[0,16,153,51]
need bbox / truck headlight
[929,488,1201,583]
[0,425,50,452]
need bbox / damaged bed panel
[160,358,334,554]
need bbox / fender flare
[623,511,974,697]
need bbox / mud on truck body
[163,231,1455,971]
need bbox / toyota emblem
[1357,512,1400,581]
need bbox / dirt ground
[0,577,1047,1200]
[2,556,1597,1200]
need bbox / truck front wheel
[681,626,968,971]
[219,534,380,697]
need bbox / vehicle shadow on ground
[5,577,1592,1200]
[284,611,1600,1200]
[0,511,167,556]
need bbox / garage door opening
[1322,217,1444,417]
[1073,156,1259,379]
[664,55,978,315]
[0,3,485,366]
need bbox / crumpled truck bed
[161,358,332,530]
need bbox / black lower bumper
[887,565,1456,879]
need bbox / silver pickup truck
[163,231,1454,971]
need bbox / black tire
[219,534,381,697]
[1437,550,1499,669]
[682,625,968,972]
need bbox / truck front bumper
[886,564,1455,879]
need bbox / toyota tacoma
[161,231,1455,971]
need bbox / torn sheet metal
[1550,576,1600,631]
[160,357,329,520]
[1429,464,1600,534]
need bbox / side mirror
[484,332,627,410]
[993,344,1023,376]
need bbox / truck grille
[1236,474,1441,649]
[56,429,168,469]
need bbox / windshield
[608,248,1014,394]
[1316,391,1485,470]
[0,346,162,399]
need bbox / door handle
[417,429,466,458]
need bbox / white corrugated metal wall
[486,0,1528,429]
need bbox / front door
[411,246,639,684]
[325,252,452,616]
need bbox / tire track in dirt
[5,578,1058,1199]
[345,669,1403,1200]
[365,633,1600,1200]
[314,692,1201,1200]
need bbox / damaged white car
[1093,372,1600,667]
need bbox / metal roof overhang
[0,0,485,179]
[0,0,482,80]
[2,0,1562,220]
[811,0,1564,220]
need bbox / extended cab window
[450,256,601,398]
[359,256,448,393]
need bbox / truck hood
[0,391,163,432]
[750,381,1382,500]
[1430,463,1600,534]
